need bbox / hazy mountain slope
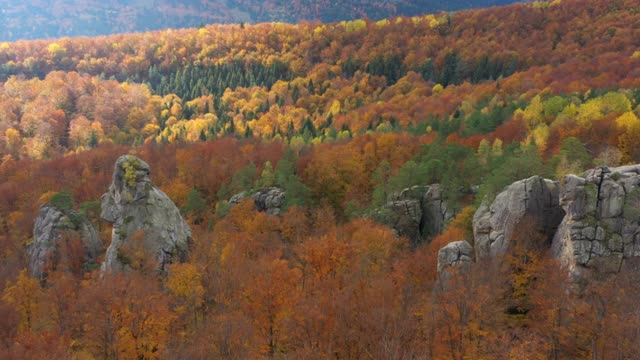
[0,0,523,41]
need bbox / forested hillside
[0,0,638,161]
[0,0,522,41]
[1,0,640,358]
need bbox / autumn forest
[1,0,640,358]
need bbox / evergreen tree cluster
[147,60,293,101]
[343,52,518,87]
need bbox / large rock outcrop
[473,176,564,259]
[375,184,453,246]
[422,184,454,239]
[252,187,286,215]
[435,240,473,291]
[437,240,473,273]
[378,198,423,245]
[228,187,286,215]
[28,205,102,282]
[552,165,640,277]
[101,155,191,273]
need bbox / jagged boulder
[251,187,286,215]
[28,205,102,282]
[376,184,453,246]
[100,155,191,273]
[473,176,564,259]
[552,165,640,277]
[437,240,473,273]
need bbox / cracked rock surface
[376,184,453,246]
[437,240,473,273]
[552,165,640,277]
[473,176,564,259]
[229,188,286,215]
[28,205,102,282]
[101,155,191,273]
[379,198,423,245]
[252,187,286,215]
[422,184,454,240]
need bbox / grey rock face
[228,188,286,215]
[473,176,564,259]
[252,187,286,215]
[229,192,246,206]
[101,155,191,273]
[376,184,453,246]
[28,205,102,282]
[552,165,640,277]
[422,184,454,239]
[380,199,423,245]
[437,240,473,273]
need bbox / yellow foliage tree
[575,99,603,128]
[618,119,640,164]
[615,111,639,129]
[530,124,550,152]
[2,270,44,332]
[521,95,545,128]
[328,100,341,116]
[4,127,21,155]
[166,263,205,327]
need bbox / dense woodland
[1,0,640,358]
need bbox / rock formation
[252,187,286,215]
[28,205,102,282]
[552,165,640,277]
[375,184,453,246]
[435,240,473,291]
[100,155,191,273]
[380,186,424,245]
[422,184,454,239]
[229,187,286,215]
[473,176,564,259]
[435,164,640,282]
[229,192,246,206]
[437,240,473,273]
